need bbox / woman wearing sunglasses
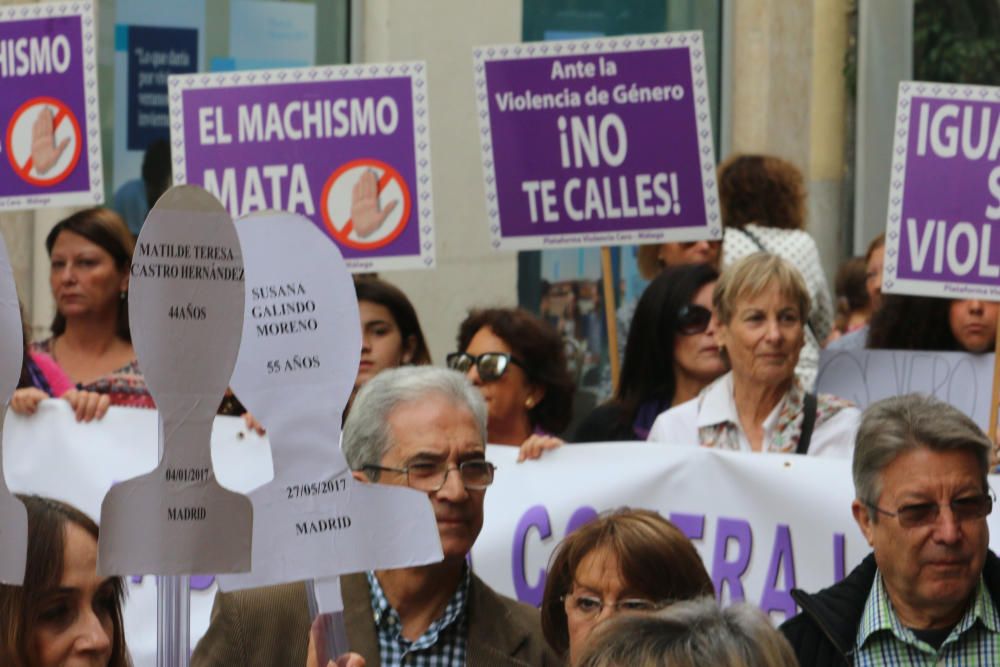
[648,253,859,456]
[449,308,574,455]
[574,264,725,443]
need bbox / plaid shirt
[367,569,470,666]
[854,572,1000,665]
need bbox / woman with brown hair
[449,307,574,453]
[0,495,131,666]
[718,154,833,388]
[24,208,151,412]
[540,508,713,664]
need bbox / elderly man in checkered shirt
[193,367,559,667]
[781,394,1000,666]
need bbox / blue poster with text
[124,25,197,150]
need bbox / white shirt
[647,373,858,458]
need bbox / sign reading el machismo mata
[883,81,1000,299]
[0,1,102,211]
[169,63,435,272]
[474,32,721,251]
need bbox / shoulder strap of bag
[796,392,818,455]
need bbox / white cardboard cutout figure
[99,185,253,575]
[0,235,27,584]
[217,210,441,592]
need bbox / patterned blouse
[32,338,155,409]
[648,372,859,457]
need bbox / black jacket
[780,551,1000,666]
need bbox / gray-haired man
[193,366,558,666]
[781,393,1000,666]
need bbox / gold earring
[525,397,535,409]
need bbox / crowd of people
[5,152,1000,666]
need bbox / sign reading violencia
[168,63,435,272]
[0,1,102,211]
[883,81,1000,299]
[474,32,721,251]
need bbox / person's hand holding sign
[350,170,397,238]
[31,107,70,175]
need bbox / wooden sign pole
[600,247,620,392]
[990,323,1000,466]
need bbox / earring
[525,397,535,409]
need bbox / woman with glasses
[539,508,713,664]
[448,308,574,455]
[574,263,725,442]
[648,253,859,456]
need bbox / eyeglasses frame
[360,460,497,492]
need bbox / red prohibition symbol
[6,96,82,187]
[321,158,412,251]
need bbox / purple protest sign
[883,81,1000,299]
[474,32,720,251]
[0,1,102,211]
[168,63,435,272]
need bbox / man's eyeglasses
[864,490,994,528]
[361,460,496,492]
[562,593,666,619]
[446,352,526,382]
[677,304,712,336]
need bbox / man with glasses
[193,366,558,666]
[781,394,1000,666]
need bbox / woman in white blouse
[648,253,858,457]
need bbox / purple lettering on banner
[511,505,552,606]
[669,512,705,541]
[190,575,215,591]
[711,517,752,603]
[760,524,797,618]
[565,505,598,534]
[833,532,846,583]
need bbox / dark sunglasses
[446,352,525,382]
[676,304,712,336]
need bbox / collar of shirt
[857,571,1000,655]
[694,371,805,452]
[367,567,471,651]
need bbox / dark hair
[867,294,959,351]
[45,207,134,341]
[614,264,719,425]
[718,154,806,230]
[141,139,172,213]
[456,307,574,434]
[833,256,870,332]
[355,277,432,365]
[0,496,130,667]
[540,508,713,657]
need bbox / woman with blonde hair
[648,253,859,456]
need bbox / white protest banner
[218,210,441,593]
[169,62,435,273]
[100,185,252,575]
[4,403,267,667]
[0,1,103,211]
[817,348,994,431]
[13,408,1000,660]
[883,81,1000,300]
[474,32,721,251]
[0,233,27,584]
